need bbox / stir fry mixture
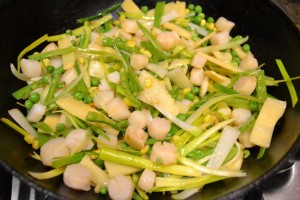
[2,0,297,199]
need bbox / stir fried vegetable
[2,0,299,199]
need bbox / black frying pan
[0,0,300,199]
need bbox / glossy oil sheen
[0,0,299,199]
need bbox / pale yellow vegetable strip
[195,51,242,73]
[178,156,246,177]
[190,31,216,49]
[204,70,231,86]
[121,0,143,14]
[29,167,65,180]
[91,14,113,28]
[17,34,48,71]
[163,22,192,39]
[249,97,286,148]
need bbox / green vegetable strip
[137,22,164,52]
[180,119,234,156]
[256,70,268,101]
[78,29,87,49]
[28,46,76,60]
[140,41,166,62]
[12,76,48,100]
[276,59,298,107]
[214,83,238,94]
[48,58,89,105]
[197,36,249,53]
[257,147,266,159]
[17,34,48,71]
[52,152,86,168]
[44,73,61,104]
[103,37,138,53]
[86,111,118,129]
[76,3,121,23]
[154,1,165,27]
[98,147,202,177]
[186,94,257,124]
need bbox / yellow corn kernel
[173,135,180,141]
[123,97,132,107]
[78,57,85,65]
[144,78,153,88]
[140,48,152,58]
[42,58,50,67]
[93,149,101,154]
[151,27,159,37]
[84,21,89,26]
[140,144,150,154]
[32,140,39,150]
[119,14,126,23]
[89,87,98,96]
[182,88,191,97]
[90,154,98,160]
[185,9,190,14]
[127,40,135,48]
[207,23,215,30]
[24,135,35,144]
[200,19,206,27]
[113,20,120,25]
[204,114,212,123]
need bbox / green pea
[71,40,77,47]
[73,91,84,100]
[115,37,123,43]
[186,92,195,101]
[198,13,205,19]
[176,113,188,121]
[232,56,241,63]
[231,50,238,57]
[41,76,49,84]
[193,15,202,24]
[188,4,195,11]
[25,100,33,109]
[57,82,66,89]
[84,95,93,104]
[91,77,100,86]
[207,17,214,23]
[99,186,108,195]
[141,6,148,14]
[175,93,182,101]
[56,123,65,132]
[191,86,200,94]
[195,5,202,14]
[120,141,129,148]
[117,120,129,129]
[46,65,55,73]
[231,35,243,42]
[48,102,58,110]
[94,158,104,167]
[30,92,40,103]
[53,68,62,76]
[66,29,72,35]
[242,44,250,52]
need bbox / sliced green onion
[154,1,165,27]
[276,59,298,107]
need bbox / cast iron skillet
[0,0,300,199]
